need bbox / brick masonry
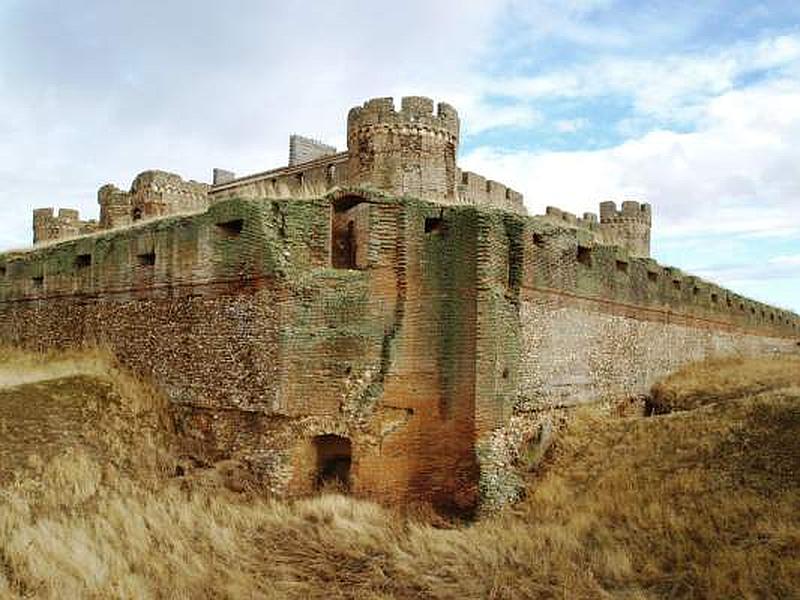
[2,190,798,512]
[7,95,800,512]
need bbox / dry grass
[649,354,800,413]
[1,350,799,599]
[0,346,113,389]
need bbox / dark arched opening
[314,434,352,491]
[132,207,143,221]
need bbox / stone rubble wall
[3,193,798,512]
[1,193,485,512]
[469,210,798,507]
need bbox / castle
[4,96,798,513]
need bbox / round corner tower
[346,96,460,203]
[598,200,652,257]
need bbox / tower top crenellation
[347,96,459,140]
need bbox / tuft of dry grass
[1,350,799,598]
[649,354,800,413]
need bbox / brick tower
[599,200,652,257]
[346,96,460,203]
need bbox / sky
[0,0,798,311]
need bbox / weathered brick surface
[3,192,798,512]
[7,95,800,512]
[539,200,652,257]
[33,208,99,244]
[2,193,492,510]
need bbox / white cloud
[694,254,800,283]
[461,76,800,239]
[0,2,796,310]
[0,0,508,249]
[492,33,800,124]
[461,73,800,310]
[554,118,588,133]
[771,254,800,267]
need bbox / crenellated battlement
[542,206,600,230]
[33,207,98,245]
[600,200,652,222]
[458,170,526,215]
[346,96,460,203]
[97,170,210,231]
[26,96,665,255]
[347,96,459,140]
[25,95,534,247]
[597,200,651,257]
[537,200,652,257]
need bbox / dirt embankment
[1,350,798,599]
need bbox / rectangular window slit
[32,275,44,287]
[711,293,718,304]
[532,233,545,248]
[673,280,681,290]
[616,260,628,274]
[75,254,92,269]
[647,271,658,283]
[425,217,446,234]
[577,246,592,267]
[137,252,156,267]
[216,219,244,237]
[332,197,369,270]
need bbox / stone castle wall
[346,96,460,203]
[468,210,798,505]
[210,152,350,202]
[1,193,797,511]
[457,170,526,215]
[289,135,337,166]
[539,200,652,257]
[98,170,210,230]
[475,211,797,417]
[30,96,533,247]
[33,208,99,245]
[0,194,485,511]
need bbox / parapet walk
[32,97,526,239]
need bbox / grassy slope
[0,352,799,599]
